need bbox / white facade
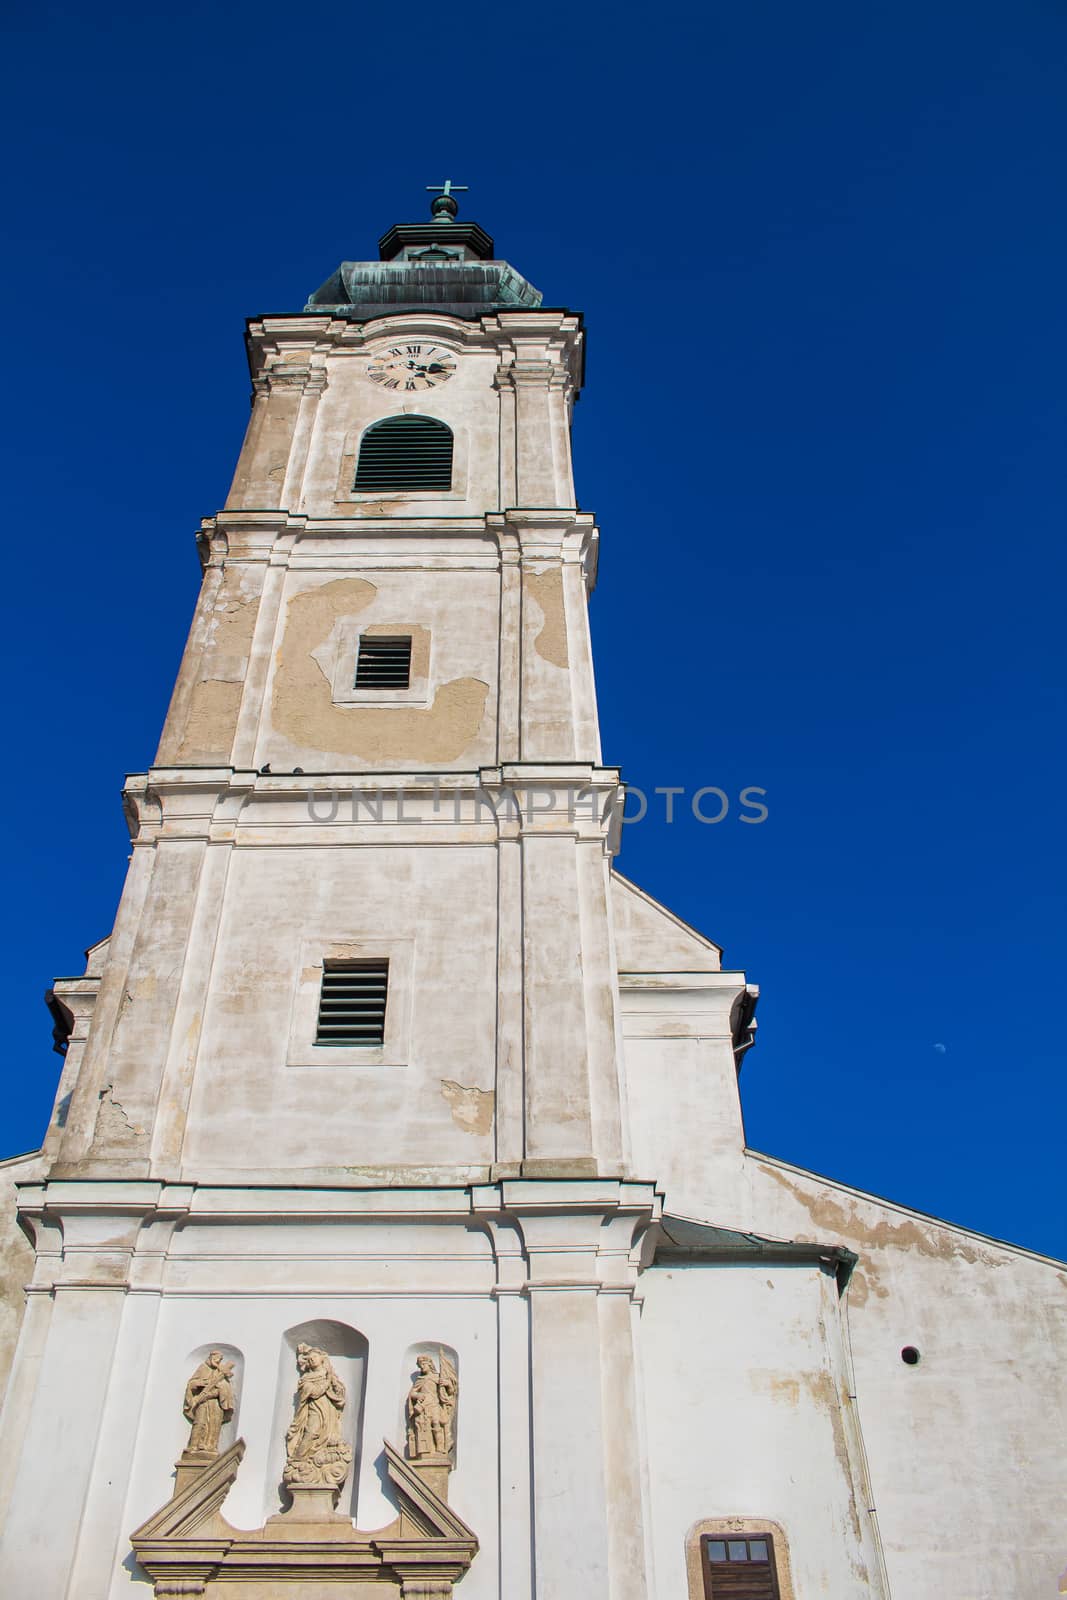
[1,201,1064,1600]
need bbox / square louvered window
[315,960,389,1047]
[701,1534,780,1598]
[355,635,412,690]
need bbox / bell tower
[49,185,626,1190]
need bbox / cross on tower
[425,178,469,220]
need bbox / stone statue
[406,1352,458,1460]
[282,1344,353,1492]
[182,1351,236,1454]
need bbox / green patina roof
[304,192,542,320]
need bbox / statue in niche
[406,1351,458,1459]
[182,1351,236,1454]
[283,1343,353,1491]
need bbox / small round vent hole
[900,1346,921,1365]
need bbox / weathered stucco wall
[179,842,500,1176]
[640,1260,884,1597]
[611,874,722,973]
[0,1151,42,1405]
[263,570,496,771]
[742,1154,1067,1599]
[156,563,264,767]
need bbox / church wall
[299,344,504,520]
[623,1031,747,1215]
[744,1154,1067,1600]
[155,559,265,767]
[111,1285,497,1590]
[179,841,499,1177]
[0,1152,41,1407]
[639,1260,885,1598]
[618,971,751,1217]
[0,1201,500,1599]
[258,563,500,772]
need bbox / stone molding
[15,1177,662,1298]
[130,1436,478,1597]
[243,308,583,388]
[683,1516,796,1600]
[114,764,624,851]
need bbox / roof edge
[747,1148,1067,1269]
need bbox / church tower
[5,188,1061,1600]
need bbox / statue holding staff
[182,1351,236,1454]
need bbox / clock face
[366,344,456,392]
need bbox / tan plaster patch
[749,1371,801,1407]
[747,1366,866,1564]
[177,680,244,762]
[272,578,488,762]
[440,1080,495,1136]
[526,568,569,668]
[759,1162,1010,1303]
[176,587,260,761]
[362,622,432,681]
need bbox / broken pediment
[130,1437,478,1597]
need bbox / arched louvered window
[354,415,454,492]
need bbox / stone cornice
[117,766,623,848]
[242,307,584,395]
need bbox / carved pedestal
[173,1450,219,1497]
[272,1484,347,1523]
[409,1452,453,1504]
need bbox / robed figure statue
[182,1351,236,1454]
[282,1343,353,1492]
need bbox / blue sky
[3,2,1064,1255]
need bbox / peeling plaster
[91,1084,148,1152]
[759,1163,1014,1302]
[272,578,488,761]
[176,586,260,761]
[440,1079,495,1135]
[526,568,569,668]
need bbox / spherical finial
[430,192,459,221]
[425,179,468,222]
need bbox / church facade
[0,192,1064,1599]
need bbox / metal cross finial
[426,178,469,221]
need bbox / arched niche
[265,1319,368,1522]
[399,1340,460,1465]
[181,1342,245,1459]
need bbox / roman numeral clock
[367,343,457,391]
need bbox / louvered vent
[355,635,412,689]
[354,415,453,491]
[315,960,389,1047]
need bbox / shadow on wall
[265,1319,368,1523]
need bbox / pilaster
[486,510,600,765]
[475,1180,659,1600]
[226,352,327,511]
